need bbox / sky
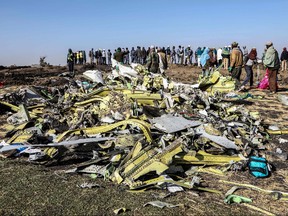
[0,0,288,66]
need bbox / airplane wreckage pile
[1,60,288,211]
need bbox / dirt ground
[0,64,288,216]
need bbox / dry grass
[1,157,287,215]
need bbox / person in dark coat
[146,46,159,73]
[280,47,288,71]
[67,48,74,75]
[113,47,129,63]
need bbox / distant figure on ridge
[67,48,74,76]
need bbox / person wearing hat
[263,42,280,93]
[228,42,243,83]
[146,46,159,73]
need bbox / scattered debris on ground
[0,62,287,215]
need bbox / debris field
[0,62,288,215]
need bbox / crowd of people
[67,41,288,94]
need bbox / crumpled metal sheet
[112,59,139,78]
[195,125,239,150]
[143,200,184,209]
[83,70,104,84]
[150,114,202,133]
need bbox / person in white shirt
[217,47,222,67]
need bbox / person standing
[242,46,248,61]
[146,46,159,73]
[179,46,184,65]
[107,49,112,65]
[130,47,136,63]
[74,51,77,65]
[95,50,99,65]
[102,49,106,65]
[166,46,171,64]
[200,47,213,77]
[263,42,280,94]
[157,47,168,73]
[140,47,146,64]
[228,42,243,82]
[184,45,193,65]
[280,47,288,72]
[189,47,194,65]
[83,50,86,64]
[76,51,80,65]
[79,51,83,65]
[171,46,176,64]
[217,47,222,67]
[239,48,257,91]
[89,48,94,64]
[194,48,198,65]
[124,48,130,64]
[222,46,230,70]
[211,48,217,68]
[136,46,141,63]
[98,49,103,65]
[196,47,203,67]
[146,47,150,62]
[114,47,129,63]
[67,48,74,75]
[177,45,181,64]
